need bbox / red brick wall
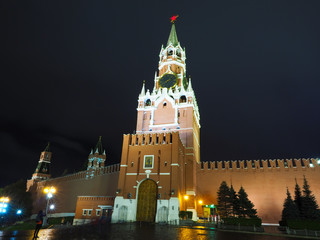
[197,159,320,223]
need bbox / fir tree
[217,181,231,217]
[237,186,257,218]
[281,188,300,221]
[294,179,302,215]
[229,184,239,217]
[300,176,320,219]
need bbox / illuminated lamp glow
[2,209,6,213]
[47,193,53,198]
[184,195,189,200]
[17,210,22,214]
[0,208,2,212]
[3,204,7,208]
[198,200,203,204]
[44,188,49,194]
[0,204,3,208]
[210,204,214,208]
[50,204,55,210]
[51,187,56,193]
[310,163,314,168]
[317,159,320,164]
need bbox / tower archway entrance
[136,179,157,222]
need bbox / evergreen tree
[229,184,239,217]
[281,188,300,221]
[237,186,257,218]
[294,179,302,215]
[300,176,320,219]
[217,181,231,217]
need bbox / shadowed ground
[0,223,313,240]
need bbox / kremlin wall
[197,158,320,223]
[27,21,320,225]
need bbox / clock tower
[136,21,200,164]
[112,19,200,224]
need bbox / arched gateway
[136,179,157,222]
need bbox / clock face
[159,74,177,88]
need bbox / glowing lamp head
[2,209,6,213]
[0,197,10,203]
[49,204,55,210]
[17,210,22,215]
[184,195,189,200]
[44,188,49,194]
[47,193,53,198]
[51,187,56,193]
[198,200,203,204]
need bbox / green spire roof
[94,136,104,155]
[43,142,50,152]
[167,23,179,47]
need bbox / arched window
[179,95,187,103]
[176,49,181,57]
[168,48,173,56]
[163,102,167,107]
[145,99,151,106]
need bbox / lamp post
[43,187,56,226]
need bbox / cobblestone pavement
[0,223,309,240]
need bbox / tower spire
[94,136,104,155]
[44,142,50,152]
[167,23,179,47]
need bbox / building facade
[27,21,320,225]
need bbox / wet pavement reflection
[0,223,307,240]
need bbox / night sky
[1,1,320,187]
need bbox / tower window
[168,49,173,56]
[131,162,134,167]
[179,95,187,103]
[165,161,167,166]
[145,99,151,106]
[163,102,167,107]
[177,49,181,57]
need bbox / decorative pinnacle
[140,81,146,97]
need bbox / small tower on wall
[31,143,52,180]
[87,136,106,170]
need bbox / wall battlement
[125,132,179,146]
[199,158,320,172]
[43,163,120,184]
[77,196,115,202]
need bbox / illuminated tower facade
[112,19,200,224]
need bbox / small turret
[31,142,52,180]
[87,136,106,170]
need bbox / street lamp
[43,187,56,225]
[0,197,10,214]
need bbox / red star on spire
[170,15,179,23]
